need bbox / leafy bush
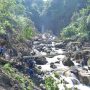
[45,76,59,90]
[15,16,35,40]
[0,0,35,41]
[0,26,6,34]
[61,23,79,40]
[22,27,34,39]
[3,63,33,90]
[61,4,90,41]
[54,72,60,79]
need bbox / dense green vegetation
[23,0,89,35]
[3,63,33,90]
[1,0,89,38]
[61,0,90,41]
[0,0,35,40]
[45,76,59,90]
[45,75,78,90]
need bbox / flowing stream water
[32,35,90,90]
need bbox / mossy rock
[88,58,90,66]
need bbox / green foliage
[15,16,35,40]
[61,26,76,39]
[54,72,60,79]
[45,76,59,90]
[18,0,90,35]
[45,75,78,90]
[3,63,33,90]
[0,0,35,40]
[61,3,90,41]
[0,26,6,34]
[88,58,90,66]
[20,27,34,40]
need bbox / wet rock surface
[0,33,90,90]
[78,68,90,85]
[30,36,90,89]
[34,57,48,65]
[50,63,57,69]
[62,58,74,67]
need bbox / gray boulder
[62,58,74,67]
[34,57,48,65]
[78,71,90,85]
[50,63,57,69]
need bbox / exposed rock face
[73,52,82,59]
[55,42,65,49]
[0,70,22,90]
[62,58,74,67]
[78,69,90,85]
[0,34,8,49]
[88,66,90,70]
[70,67,79,79]
[34,57,48,65]
[0,34,8,41]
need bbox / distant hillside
[24,0,89,35]
[61,0,90,41]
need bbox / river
[31,34,90,90]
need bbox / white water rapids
[33,34,90,90]
[37,48,90,90]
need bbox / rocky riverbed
[0,33,90,90]
[24,34,90,90]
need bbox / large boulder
[50,63,57,69]
[62,58,74,67]
[78,69,90,85]
[73,52,82,60]
[0,70,22,90]
[34,57,48,65]
[55,42,64,49]
[70,67,79,79]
